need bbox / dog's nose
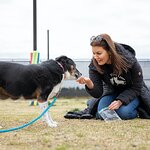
[75,69,82,79]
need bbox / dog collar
[57,62,65,73]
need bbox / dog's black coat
[0,56,81,101]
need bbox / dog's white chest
[48,75,64,99]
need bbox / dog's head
[55,56,82,80]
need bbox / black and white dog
[0,56,82,127]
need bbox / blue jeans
[97,94,139,120]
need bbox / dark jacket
[85,43,150,119]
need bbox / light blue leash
[0,97,57,133]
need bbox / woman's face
[92,46,111,65]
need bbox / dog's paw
[52,121,58,125]
[41,118,46,122]
[48,123,57,128]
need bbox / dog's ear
[55,55,68,61]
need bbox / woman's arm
[77,68,103,98]
[116,61,143,105]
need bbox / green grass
[0,98,150,150]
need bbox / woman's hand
[76,76,94,89]
[108,100,123,110]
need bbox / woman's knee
[117,98,139,119]
[98,94,117,111]
[117,107,138,120]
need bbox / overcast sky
[0,0,150,60]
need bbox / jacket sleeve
[116,61,143,105]
[85,68,103,98]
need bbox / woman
[76,33,150,119]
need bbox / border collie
[0,56,82,127]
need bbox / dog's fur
[0,56,81,127]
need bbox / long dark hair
[90,33,130,75]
